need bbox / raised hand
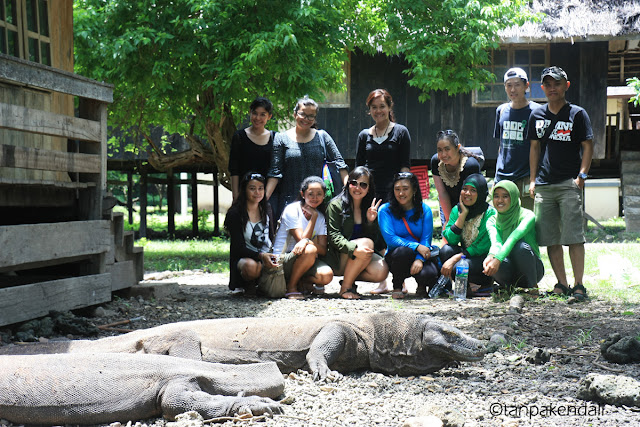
[300,203,318,221]
[366,198,383,222]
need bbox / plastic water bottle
[428,275,450,298]
[453,255,469,301]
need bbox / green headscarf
[493,180,524,239]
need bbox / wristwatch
[578,173,588,180]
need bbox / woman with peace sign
[322,167,389,300]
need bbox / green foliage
[574,327,594,346]
[143,238,229,273]
[627,77,640,107]
[74,0,537,154]
[197,209,211,231]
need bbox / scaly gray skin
[0,353,283,425]
[0,312,486,381]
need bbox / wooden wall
[316,42,609,166]
[0,0,74,182]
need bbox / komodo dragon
[0,352,283,425]
[0,312,485,380]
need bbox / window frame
[319,53,351,109]
[472,44,549,107]
[0,0,50,65]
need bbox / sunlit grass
[140,238,229,273]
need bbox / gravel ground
[1,270,639,427]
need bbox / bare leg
[568,243,585,286]
[340,238,375,293]
[238,258,262,281]
[547,245,568,292]
[287,245,317,294]
[357,254,389,283]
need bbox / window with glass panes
[0,0,50,65]
[474,45,548,106]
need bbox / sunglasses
[393,172,414,180]
[348,180,369,190]
[436,129,455,137]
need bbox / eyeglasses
[349,180,369,190]
[394,172,413,180]
[296,111,316,121]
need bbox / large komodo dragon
[0,352,283,425]
[0,312,485,380]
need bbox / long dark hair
[229,172,269,229]
[366,89,396,122]
[296,175,327,214]
[389,172,423,222]
[336,166,376,223]
[436,129,483,162]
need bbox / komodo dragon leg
[307,322,362,381]
[161,378,283,419]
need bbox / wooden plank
[0,273,111,327]
[0,220,111,270]
[0,53,113,103]
[0,102,102,142]
[108,260,137,291]
[0,177,94,189]
[0,144,101,173]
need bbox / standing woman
[229,97,275,201]
[431,130,482,226]
[266,96,348,219]
[440,173,495,294]
[483,180,544,290]
[323,167,389,300]
[378,172,440,299]
[224,173,278,296]
[355,89,411,202]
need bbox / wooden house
[0,0,142,327]
[316,0,640,229]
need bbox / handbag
[318,130,343,200]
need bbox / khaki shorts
[323,251,384,276]
[534,179,584,246]
[281,251,330,280]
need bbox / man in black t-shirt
[527,66,594,301]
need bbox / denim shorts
[534,179,585,246]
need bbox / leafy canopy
[74,0,535,173]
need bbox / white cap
[503,67,528,83]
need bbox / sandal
[391,290,405,299]
[545,283,571,297]
[571,283,588,302]
[285,291,305,300]
[340,287,360,300]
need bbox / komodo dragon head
[421,318,486,362]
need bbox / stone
[403,416,444,427]
[124,282,180,300]
[601,333,640,364]
[525,347,550,365]
[417,404,465,427]
[577,373,640,407]
[508,295,524,313]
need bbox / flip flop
[285,291,305,300]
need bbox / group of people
[225,65,593,302]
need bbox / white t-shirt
[272,201,327,254]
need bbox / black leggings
[385,246,439,291]
[493,240,544,288]
[440,244,493,288]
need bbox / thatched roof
[500,0,640,42]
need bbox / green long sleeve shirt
[325,198,380,258]
[486,208,540,261]
[443,206,496,257]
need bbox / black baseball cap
[541,66,568,81]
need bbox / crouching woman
[440,173,495,295]
[272,176,334,300]
[483,179,544,290]
[378,172,440,299]
[224,172,278,296]
[323,167,389,300]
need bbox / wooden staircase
[106,211,144,291]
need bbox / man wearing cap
[494,67,540,210]
[527,66,594,302]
